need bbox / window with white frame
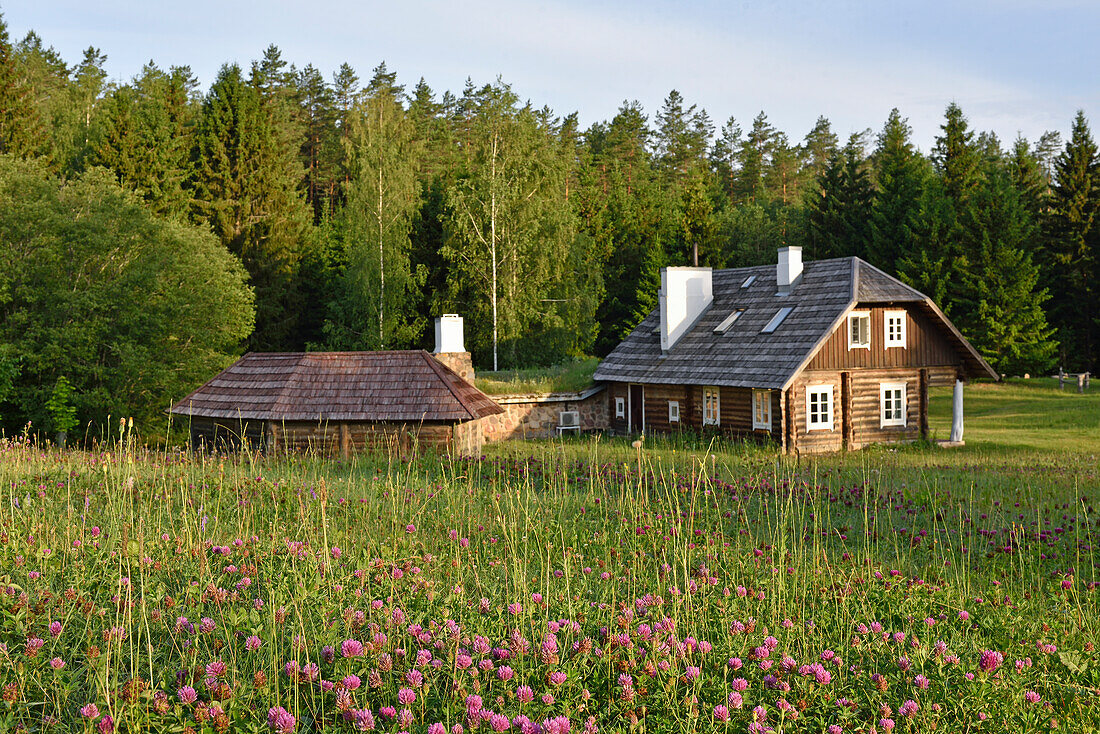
[615,397,626,419]
[880,382,907,428]
[703,388,721,426]
[848,311,871,349]
[668,401,680,423]
[752,389,771,430]
[884,310,907,348]
[806,385,834,431]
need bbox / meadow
[0,379,1097,733]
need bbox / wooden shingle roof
[170,351,504,423]
[594,257,996,389]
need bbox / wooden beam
[841,372,853,451]
[919,368,929,440]
[339,423,351,461]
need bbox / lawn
[0,379,1096,732]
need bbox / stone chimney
[432,314,475,382]
[659,267,713,352]
[777,246,803,295]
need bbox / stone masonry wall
[479,388,608,442]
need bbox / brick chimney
[432,314,475,382]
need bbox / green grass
[927,377,1100,455]
[0,379,1096,732]
[474,356,599,395]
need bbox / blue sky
[4,0,1097,151]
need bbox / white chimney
[777,246,803,294]
[434,314,465,353]
[659,267,713,351]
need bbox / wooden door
[629,384,645,433]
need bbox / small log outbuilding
[169,350,503,456]
[595,247,998,454]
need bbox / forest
[0,12,1097,433]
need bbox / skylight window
[761,307,794,333]
[741,275,757,288]
[714,309,745,333]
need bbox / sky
[3,0,1098,152]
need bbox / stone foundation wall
[479,387,608,442]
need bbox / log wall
[791,367,933,454]
[262,420,478,457]
[605,382,780,443]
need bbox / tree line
[0,14,1097,433]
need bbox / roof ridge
[420,351,480,420]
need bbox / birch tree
[444,81,573,370]
[324,64,422,350]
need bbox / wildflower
[343,675,362,690]
[398,688,416,705]
[246,635,262,651]
[268,706,297,733]
[205,659,227,678]
[98,715,115,733]
[1025,691,1042,704]
[178,686,198,704]
[713,705,730,722]
[49,621,62,637]
[728,691,744,709]
[342,639,365,657]
[978,650,1004,674]
[899,700,919,717]
[80,703,100,719]
[914,674,930,689]
[828,727,842,734]
[199,617,216,634]
[550,671,567,686]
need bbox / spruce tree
[91,63,196,220]
[870,109,927,273]
[958,167,1057,375]
[190,63,311,351]
[1044,110,1099,371]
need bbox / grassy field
[474,358,600,395]
[0,379,1096,733]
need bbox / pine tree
[577,102,665,355]
[801,116,838,188]
[709,116,741,204]
[297,64,338,221]
[735,112,775,204]
[1043,110,1099,371]
[870,109,927,273]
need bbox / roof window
[761,307,794,333]
[714,309,745,333]
[741,275,757,288]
